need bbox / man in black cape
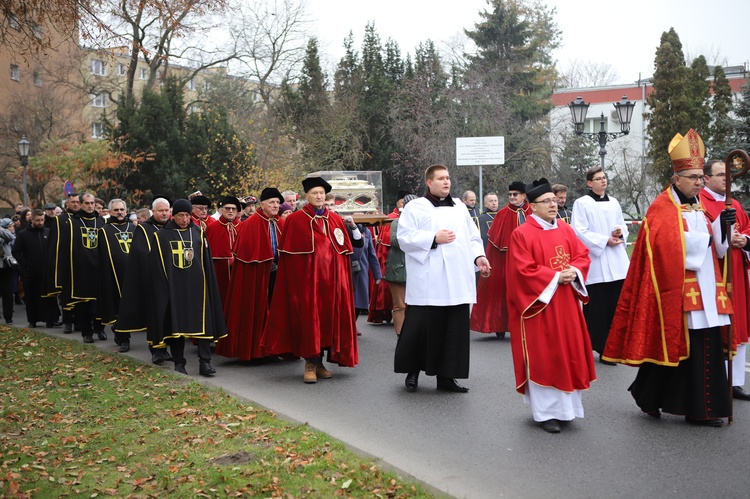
[149,199,226,376]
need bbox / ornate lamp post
[18,136,30,207]
[568,95,636,169]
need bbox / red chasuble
[205,216,240,306]
[367,209,398,322]
[217,209,284,360]
[699,189,750,345]
[261,204,359,367]
[507,217,595,394]
[470,202,531,333]
[603,189,733,366]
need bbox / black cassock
[58,210,104,309]
[97,220,135,325]
[148,220,226,347]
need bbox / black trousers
[629,327,730,420]
[0,268,14,321]
[583,279,624,353]
[22,272,58,324]
[394,304,470,379]
[168,336,211,365]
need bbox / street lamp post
[18,136,30,208]
[568,95,636,169]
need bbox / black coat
[12,225,49,276]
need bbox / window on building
[33,71,42,87]
[8,13,19,30]
[92,122,104,139]
[138,67,148,80]
[31,22,42,39]
[91,93,109,108]
[203,79,211,91]
[186,78,195,91]
[116,63,127,76]
[90,59,107,76]
[10,64,20,81]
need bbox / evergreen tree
[709,65,733,155]
[646,28,694,185]
[687,55,711,138]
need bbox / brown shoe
[304,361,317,383]
[316,363,333,379]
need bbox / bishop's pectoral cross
[549,245,571,271]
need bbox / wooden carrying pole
[722,149,750,425]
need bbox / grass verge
[0,326,433,498]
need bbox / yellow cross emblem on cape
[116,232,133,253]
[81,227,98,249]
[549,245,570,271]
[170,240,192,269]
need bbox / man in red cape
[699,158,750,401]
[470,180,531,337]
[218,188,284,361]
[603,129,734,427]
[205,196,241,306]
[367,193,405,325]
[189,195,215,231]
[262,176,362,383]
[507,178,595,433]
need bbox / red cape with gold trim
[470,202,531,333]
[699,188,750,345]
[507,216,595,394]
[261,204,358,366]
[603,188,732,366]
[205,216,240,306]
[367,209,398,322]
[217,209,284,360]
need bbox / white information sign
[456,136,505,166]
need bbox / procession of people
[8,128,750,433]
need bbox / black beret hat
[525,178,553,203]
[190,195,211,207]
[396,190,410,202]
[260,187,284,203]
[508,181,526,193]
[302,176,332,193]
[173,199,192,215]
[218,196,241,209]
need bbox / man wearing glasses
[189,195,215,231]
[206,196,242,306]
[572,166,630,365]
[470,181,530,339]
[506,178,595,433]
[699,159,750,401]
[604,129,735,427]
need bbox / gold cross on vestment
[549,245,570,270]
[718,291,729,308]
[686,287,701,305]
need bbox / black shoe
[151,350,172,365]
[174,364,188,375]
[541,419,561,433]
[5,318,12,325]
[45,323,55,328]
[53,321,63,327]
[63,323,73,334]
[83,335,94,343]
[118,342,130,353]
[599,354,617,366]
[436,376,469,393]
[405,372,419,392]
[644,409,661,418]
[96,330,107,341]
[199,362,216,376]
[27,322,37,328]
[495,332,506,339]
[734,386,750,401]
[685,416,724,427]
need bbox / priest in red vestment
[262,176,362,383]
[205,196,241,306]
[217,188,284,361]
[603,129,734,427]
[699,158,750,401]
[507,179,595,433]
[470,180,531,337]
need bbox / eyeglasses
[508,192,523,197]
[222,206,237,211]
[533,199,558,206]
[678,174,704,182]
[705,172,727,178]
[591,176,607,182]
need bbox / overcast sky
[306,0,749,86]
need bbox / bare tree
[557,59,619,88]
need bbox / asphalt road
[29,311,750,499]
